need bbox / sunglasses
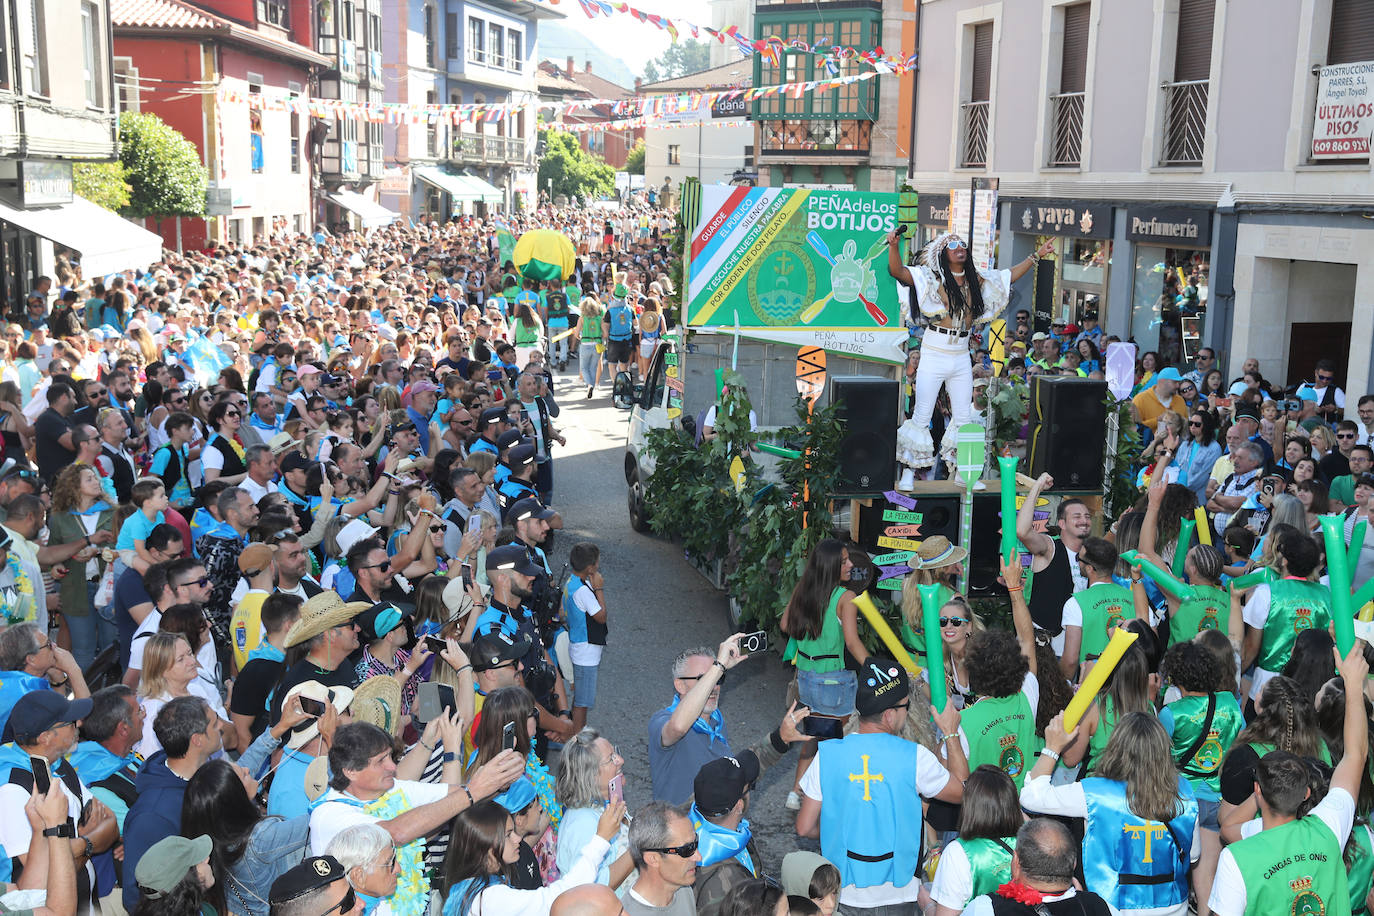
[643,839,699,859]
[939,616,968,628]
[1338,433,1357,439]
[1317,374,1334,383]
[1189,420,1203,427]
[945,238,966,251]
[318,887,356,916]
[178,576,212,589]
[225,410,241,418]
[358,560,391,572]
[428,524,444,533]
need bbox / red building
[112,0,328,250]
[536,58,641,170]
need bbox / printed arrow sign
[884,524,922,538]
[872,550,916,565]
[877,535,921,551]
[882,509,923,524]
[883,490,917,510]
[876,578,904,591]
[878,564,912,579]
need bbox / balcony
[1160,79,1207,166]
[1047,91,1083,168]
[960,99,989,168]
[758,119,870,155]
[451,132,527,166]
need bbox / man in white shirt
[1356,394,1374,446]
[1208,642,1368,916]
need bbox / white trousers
[896,328,974,468]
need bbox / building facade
[113,0,329,248]
[1,0,162,310]
[537,57,640,172]
[641,63,753,189]
[909,0,1374,408]
[381,0,554,219]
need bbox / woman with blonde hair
[1023,711,1198,914]
[577,295,605,398]
[48,464,116,669]
[128,323,158,363]
[138,633,234,757]
[636,298,663,379]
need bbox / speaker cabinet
[854,494,959,552]
[1028,376,1108,491]
[851,491,1003,594]
[831,376,898,497]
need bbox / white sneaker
[973,479,987,491]
[785,791,802,811]
[897,468,917,491]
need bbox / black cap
[485,543,543,577]
[506,498,554,525]
[507,444,537,468]
[281,451,316,474]
[1235,404,1261,422]
[9,691,93,741]
[854,658,910,716]
[320,373,345,387]
[693,751,761,818]
[470,629,532,672]
[479,407,509,430]
[269,856,347,905]
[496,429,523,450]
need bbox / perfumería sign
[1014,199,1112,238]
[1125,205,1213,245]
[20,160,73,207]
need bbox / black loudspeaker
[854,494,959,552]
[1028,376,1108,490]
[831,376,898,497]
[853,492,1004,594]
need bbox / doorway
[1288,322,1352,389]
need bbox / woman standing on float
[886,231,1053,487]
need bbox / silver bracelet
[1040,747,1061,762]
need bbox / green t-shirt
[1228,812,1351,916]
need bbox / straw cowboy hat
[912,535,968,570]
[284,592,372,648]
[351,675,404,737]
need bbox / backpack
[608,306,633,340]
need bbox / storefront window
[1130,245,1210,367]
[1057,236,1110,324]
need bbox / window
[1329,0,1374,63]
[468,18,485,63]
[24,0,47,96]
[1161,0,1213,165]
[256,0,289,27]
[960,21,993,167]
[112,57,140,111]
[341,2,355,40]
[446,13,458,59]
[1173,0,1215,81]
[80,2,102,107]
[507,29,520,71]
[970,22,993,102]
[424,5,437,67]
[490,23,504,68]
[1060,4,1089,93]
[290,112,300,172]
[369,14,380,49]
[1049,2,1089,167]
[668,144,681,164]
[0,3,9,91]
[427,90,440,156]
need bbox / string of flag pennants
[546,0,914,74]
[216,68,882,129]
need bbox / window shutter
[970,22,993,101]
[1059,3,1090,93]
[1173,0,1215,82]
[446,13,458,60]
[1329,0,1374,64]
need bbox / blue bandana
[248,641,286,663]
[665,694,729,749]
[690,803,755,874]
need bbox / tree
[624,138,646,175]
[643,39,712,82]
[73,162,132,212]
[537,131,615,201]
[118,111,207,219]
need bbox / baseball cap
[355,603,405,642]
[506,444,537,468]
[9,690,94,740]
[281,451,316,474]
[1235,404,1261,422]
[485,543,543,577]
[854,658,909,716]
[1156,367,1184,382]
[296,365,322,377]
[496,429,524,450]
[506,498,554,526]
[320,373,346,387]
[479,407,508,429]
[269,856,348,906]
[693,751,761,818]
[470,629,532,672]
[237,543,277,576]
[1031,332,1048,342]
[136,835,213,898]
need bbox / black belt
[846,851,894,863]
[927,325,970,339]
[1118,873,1173,886]
[797,650,841,662]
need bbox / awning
[413,166,502,204]
[328,190,399,228]
[0,195,163,276]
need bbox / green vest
[961,691,1043,789]
[1247,741,1333,766]
[1087,695,1118,770]
[1166,692,1245,796]
[1258,579,1333,673]
[959,836,1016,900]
[794,587,847,673]
[1351,823,1374,916]
[580,312,603,342]
[1077,582,1137,662]
[514,321,540,346]
[1170,584,1228,646]
[1229,814,1352,916]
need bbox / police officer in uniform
[795,658,966,915]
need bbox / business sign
[1013,199,1111,239]
[686,185,904,334]
[918,193,951,227]
[711,97,748,119]
[1312,61,1374,159]
[1125,205,1213,245]
[19,160,73,207]
[949,185,998,272]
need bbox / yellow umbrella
[513,229,576,282]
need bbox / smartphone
[1261,478,1277,498]
[30,756,50,795]
[415,682,445,723]
[502,721,518,752]
[739,630,769,655]
[461,564,474,590]
[298,696,327,717]
[801,715,845,740]
[1216,397,1233,409]
[424,635,447,655]
[435,683,456,716]
[467,513,483,535]
[608,773,624,805]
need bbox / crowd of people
[0,201,1373,916]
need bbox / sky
[536,0,717,81]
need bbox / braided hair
[936,243,983,325]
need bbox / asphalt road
[540,363,818,874]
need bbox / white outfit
[895,261,1009,468]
